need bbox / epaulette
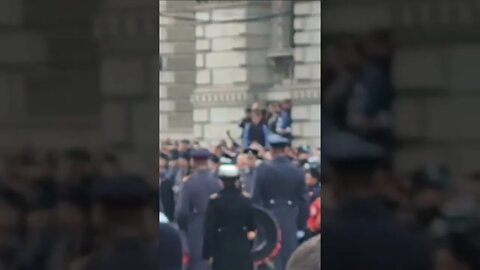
[210,193,219,199]
[242,191,251,198]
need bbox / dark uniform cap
[190,148,211,160]
[267,134,290,148]
[92,174,151,206]
[323,131,383,170]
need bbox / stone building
[160,0,321,147]
[0,0,158,176]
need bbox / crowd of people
[0,145,159,270]
[159,101,321,270]
[321,29,480,270]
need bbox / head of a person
[236,154,248,170]
[168,150,179,168]
[305,167,321,188]
[91,175,151,235]
[178,153,190,170]
[323,132,384,201]
[179,139,190,152]
[191,149,211,168]
[218,164,240,190]
[245,108,252,118]
[409,165,449,227]
[58,147,92,180]
[281,99,292,110]
[286,235,321,270]
[208,156,220,171]
[244,150,257,168]
[251,109,263,123]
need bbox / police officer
[203,164,257,270]
[176,148,221,270]
[252,134,308,270]
[321,131,434,270]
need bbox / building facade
[0,0,158,177]
[160,0,321,147]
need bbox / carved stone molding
[95,8,157,38]
[191,84,320,107]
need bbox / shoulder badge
[242,191,251,198]
[210,193,219,199]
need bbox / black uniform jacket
[203,187,256,270]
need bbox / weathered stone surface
[393,48,447,91]
[197,69,211,84]
[322,6,390,33]
[101,58,144,95]
[302,122,321,137]
[292,105,309,120]
[426,97,480,140]
[101,103,127,142]
[193,109,209,122]
[309,104,320,121]
[209,107,244,123]
[0,33,46,63]
[194,124,203,138]
[450,45,480,92]
[196,39,211,51]
[393,98,424,138]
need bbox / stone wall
[189,0,321,147]
[0,0,158,177]
[192,1,273,146]
[290,0,321,148]
[159,0,196,139]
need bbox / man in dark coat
[176,149,221,270]
[321,131,434,270]
[203,164,257,270]
[252,134,308,270]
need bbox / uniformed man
[252,134,308,270]
[203,164,257,270]
[321,131,434,270]
[176,148,221,270]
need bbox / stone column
[160,0,196,140]
[192,1,273,145]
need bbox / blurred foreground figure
[252,134,308,270]
[203,164,256,270]
[74,175,158,270]
[322,131,434,270]
[160,223,183,270]
[286,234,320,270]
[176,149,221,270]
